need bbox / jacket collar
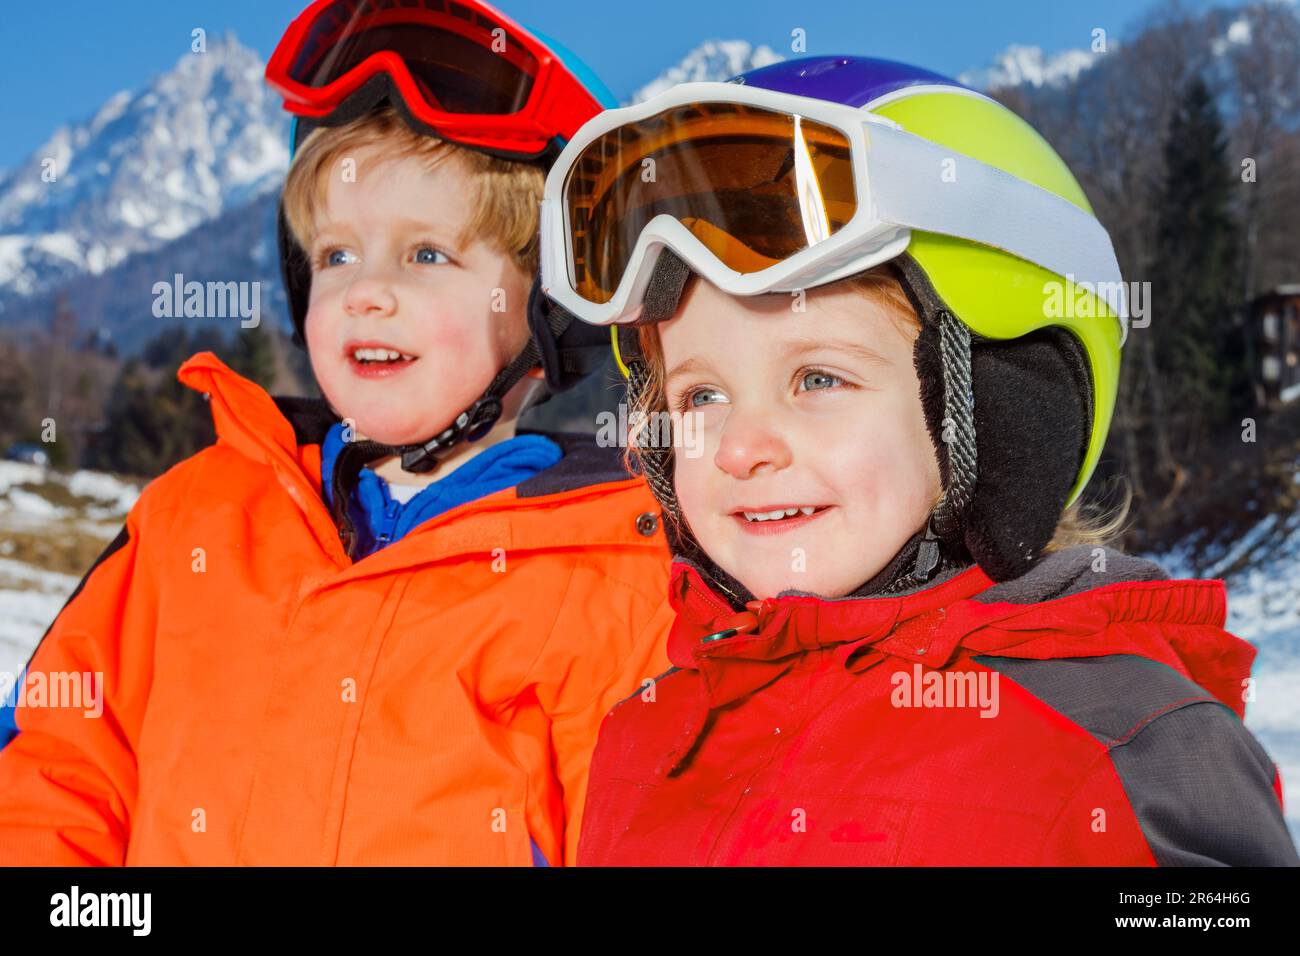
[176,352,664,578]
[667,560,994,678]
[656,561,993,776]
[655,554,1250,777]
[179,352,346,562]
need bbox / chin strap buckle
[399,396,504,474]
[911,517,943,583]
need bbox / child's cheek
[670,451,717,547]
[671,452,703,514]
[303,307,346,401]
[303,303,328,345]
[842,418,937,524]
[409,301,480,355]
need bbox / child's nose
[343,273,398,319]
[714,409,792,479]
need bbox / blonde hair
[282,105,544,275]
[627,266,1129,552]
[1045,490,1132,552]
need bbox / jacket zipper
[375,495,403,547]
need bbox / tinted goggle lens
[288,0,538,115]
[563,102,858,304]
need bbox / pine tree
[229,322,277,389]
[1148,75,1243,483]
[92,331,216,477]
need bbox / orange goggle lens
[563,102,858,305]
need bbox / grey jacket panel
[974,653,1299,867]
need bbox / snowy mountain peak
[959,43,1100,92]
[0,33,289,297]
[155,30,268,103]
[627,40,784,104]
[87,91,133,138]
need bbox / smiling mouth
[735,505,831,524]
[348,346,416,366]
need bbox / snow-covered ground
[0,461,139,669]
[2,461,1297,847]
[1158,505,1300,845]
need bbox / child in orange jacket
[0,1,672,866]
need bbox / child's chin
[346,412,448,448]
[739,567,860,601]
[331,385,476,449]
[731,565,798,601]
[360,425,439,447]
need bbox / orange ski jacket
[0,352,673,866]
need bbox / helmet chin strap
[395,392,509,475]
[900,307,978,589]
[328,385,516,556]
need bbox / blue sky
[0,0,1247,169]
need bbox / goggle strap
[640,248,693,324]
[866,124,1127,326]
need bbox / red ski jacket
[578,548,1298,866]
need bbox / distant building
[1252,285,1300,406]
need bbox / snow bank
[66,469,140,512]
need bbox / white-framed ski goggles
[540,81,1127,335]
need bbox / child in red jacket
[538,56,1299,865]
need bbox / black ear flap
[277,199,311,348]
[527,278,609,394]
[898,254,1095,583]
[963,329,1092,581]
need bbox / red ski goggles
[266,0,604,158]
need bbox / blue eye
[413,246,449,265]
[673,386,728,412]
[799,370,843,392]
[686,387,728,408]
[324,248,357,268]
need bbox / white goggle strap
[864,122,1128,342]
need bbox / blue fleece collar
[320,424,562,559]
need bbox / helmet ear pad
[902,256,1095,583]
[964,330,1093,581]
